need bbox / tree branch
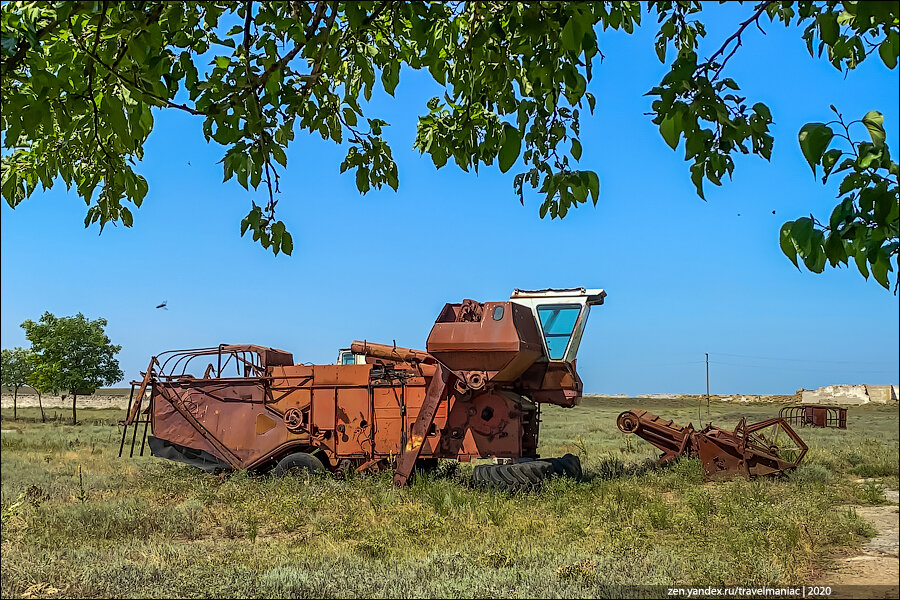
[298,2,339,98]
[243,0,253,54]
[361,1,392,28]
[66,16,206,116]
[699,1,773,80]
[253,0,328,93]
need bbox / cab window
[340,352,356,365]
[537,305,581,360]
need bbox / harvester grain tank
[120,288,606,489]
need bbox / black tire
[472,459,555,492]
[550,453,583,480]
[415,458,440,473]
[272,452,326,477]
[472,455,583,492]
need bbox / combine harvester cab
[120,288,605,490]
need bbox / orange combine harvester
[120,287,605,489]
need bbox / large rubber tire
[473,456,582,493]
[272,452,326,477]
[549,453,583,480]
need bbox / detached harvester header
[121,288,606,489]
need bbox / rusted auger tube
[350,340,434,364]
[618,409,808,480]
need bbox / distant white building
[800,384,898,405]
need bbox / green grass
[2,398,897,598]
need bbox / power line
[710,351,896,366]
[708,360,897,375]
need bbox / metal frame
[779,405,847,429]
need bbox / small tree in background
[21,313,123,424]
[1,347,33,420]
[25,352,50,423]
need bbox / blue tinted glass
[537,306,580,360]
[341,353,356,365]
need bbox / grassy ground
[1,398,897,598]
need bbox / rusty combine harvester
[120,288,605,490]
[779,405,847,429]
[617,409,808,479]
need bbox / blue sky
[2,5,898,395]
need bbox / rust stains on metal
[618,409,808,480]
[780,405,848,429]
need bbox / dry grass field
[1,397,897,598]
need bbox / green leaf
[879,37,897,69]
[381,61,399,96]
[861,110,885,148]
[855,251,869,279]
[752,103,772,121]
[823,232,847,266]
[804,243,827,273]
[816,12,839,45]
[798,123,834,174]
[821,148,843,182]
[561,17,582,53]
[281,231,293,256]
[272,145,287,168]
[659,113,681,150]
[780,222,799,268]
[790,217,814,255]
[689,163,705,200]
[498,124,521,173]
[355,167,370,193]
[870,251,891,289]
[586,171,600,205]
[571,139,582,161]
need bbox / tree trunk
[72,392,77,425]
[13,385,18,420]
[37,390,45,423]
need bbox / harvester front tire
[472,459,554,492]
[272,452,326,477]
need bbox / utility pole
[706,352,710,419]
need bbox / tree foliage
[784,108,898,290]
[20,312,123,424]
[1,346,34,419]
[0,1,897,287]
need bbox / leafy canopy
[20,312,123,396]
[1,1,897,287]
[1,346,34,390]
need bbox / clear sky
[2,5,898,395]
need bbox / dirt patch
[824,490,899,597]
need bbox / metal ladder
[118,362,156,458]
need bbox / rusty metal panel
[270,364,313,387]
[372,387,403,455]
[313,364,370,386]
[311,388,336,431]
[151,380,307,469]
[336,387,372,456]
[426,301,543,374]
[403,383,446,422]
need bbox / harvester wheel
[272,452,326,477]
[550,454,583,480]
[472,459,557,492]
